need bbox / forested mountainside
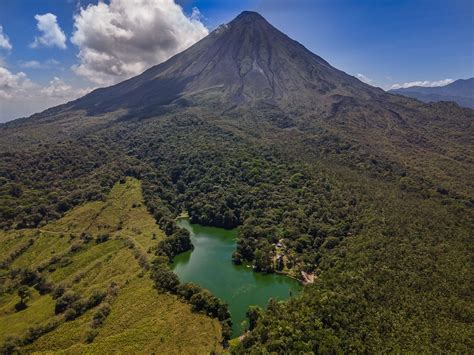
[0,11,473,352]
[390,78,474,108]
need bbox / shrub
[69,242,84,253]
[35,279,53,295]
[22,320,59,345]
[85,329,98,343]
[14,301,27,312]
[59,257,72,268]
[123,237,135,249]
[11,268,41,286]
[96,234,110,244]
[86,290,107,309]
[55,291,80,314]
[64,308,78,321]
[80,233,93,243]
[0,336,19,354]
[91,303,111,328]
[52,284,66,299]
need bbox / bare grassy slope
[0,178,221,353]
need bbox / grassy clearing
[0,177,221,353]
[0,289,56,343]
[11,234,71,270]
[30,277,222,354]
[85,277,222,354]
[0,231,33,258]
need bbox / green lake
[172,218,301,337]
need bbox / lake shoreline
[172,218,302,337]
[176,214,307,285]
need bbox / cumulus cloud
[355,73,373,84]
[0,66,34,99]
[71,0,209,85]
[31,13,67,49]
[390,79,454,90]
[40,76,91,99]
[0,66,92,122]
[0,25,12,50]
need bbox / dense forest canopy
[1,105,472,351]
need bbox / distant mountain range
[390,78,474,108]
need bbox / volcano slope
[0,11,473,353]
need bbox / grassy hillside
[0,178,222,353]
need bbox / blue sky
[0,0,473,121]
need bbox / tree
[14,286,30,311]
[246,305,263,331]
[176,282,201,300]
[9,184,22,198]
[150,264,179,292]
[253,244,275,273]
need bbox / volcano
[3,11,473,194]
[3,10,473,192]
[70,11,383,115]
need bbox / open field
[0,178,222,353]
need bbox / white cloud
[355,73,373,84]
[0,66,35,99]
[40,76,91,99]
[390,79,454,90]
[19,59,61,69]
[0,65,92,122]
[19,60,42,69]
[71,0,208,85]
[0,25,12,50]
[31,13,67,49]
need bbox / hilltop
[390,78,474,108]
